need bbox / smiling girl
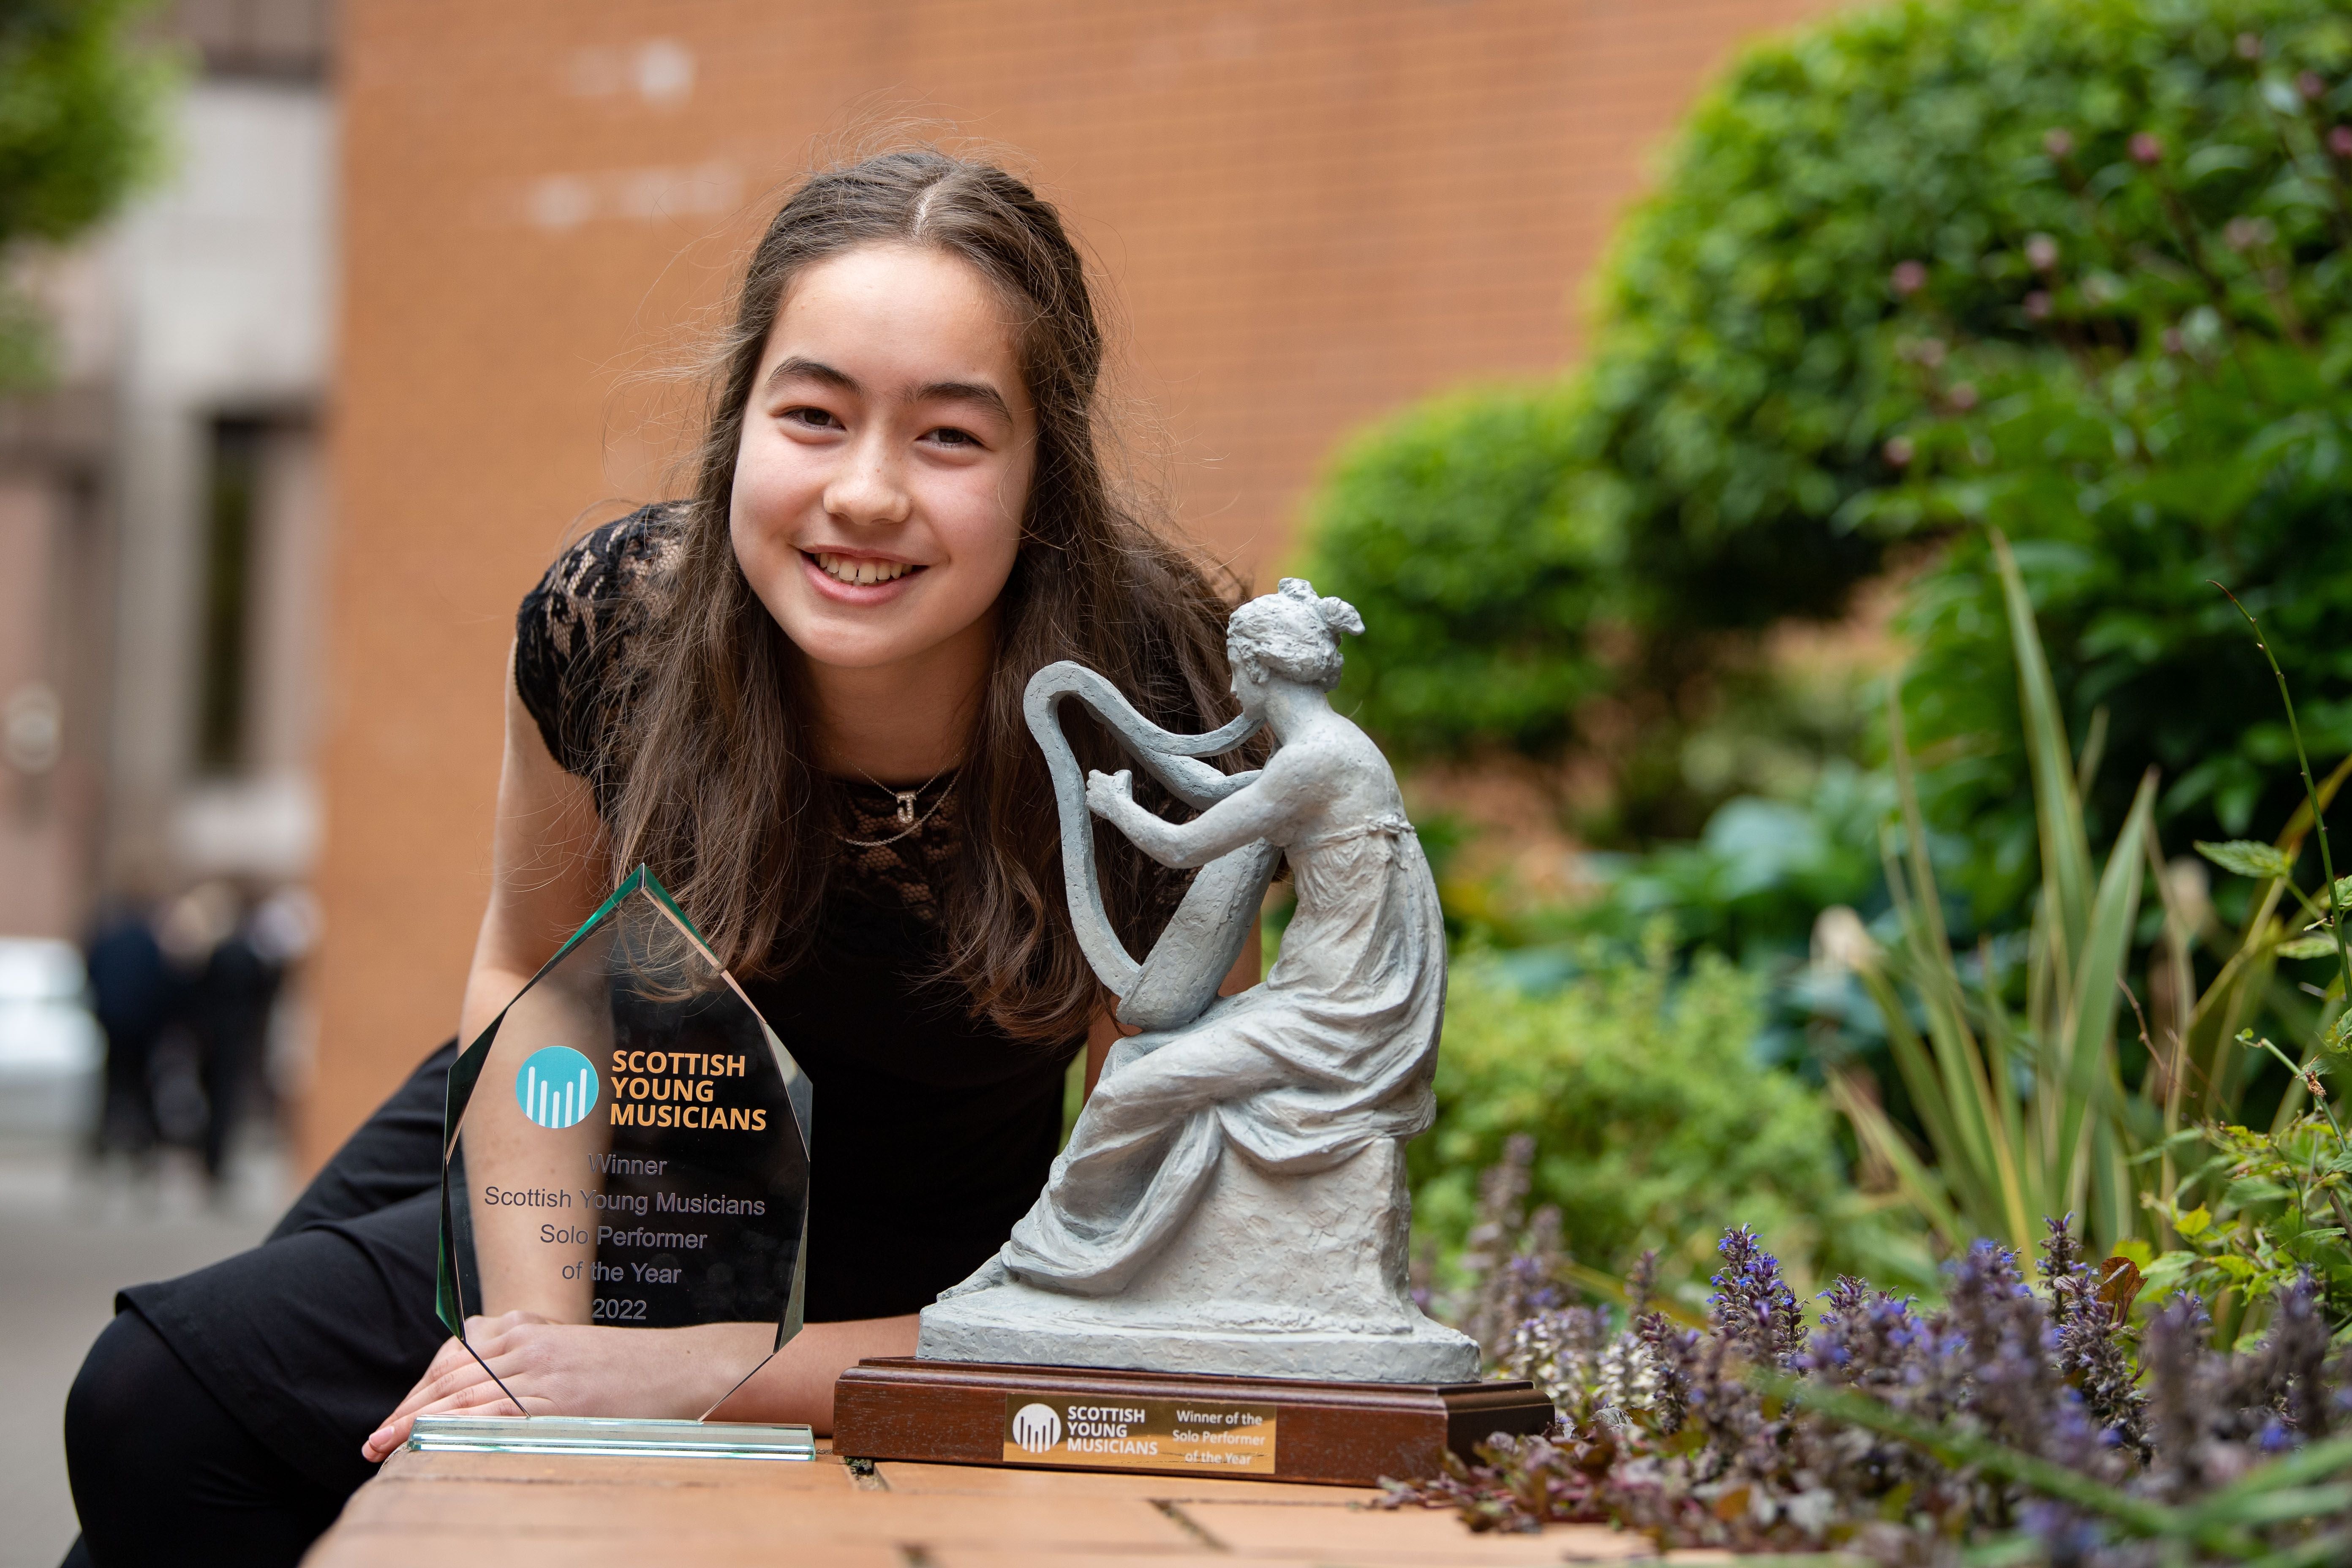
[60,151,1260,1568]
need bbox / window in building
[195,416,266,776]
[172,0,334,82]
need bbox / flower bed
[1386,1220,2351,1564]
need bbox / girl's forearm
[458,962,538,1045]
[707,1315,920,1432]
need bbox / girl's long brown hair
[603,150,1248,1045]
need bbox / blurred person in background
[84,896,178,1165]
[144,881,305,1198]
[92,881,295,1200]
[149,882,239,1182]
[245,884,322,1118]
[185,888,289,1190]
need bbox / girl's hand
[1086,768,1135,818]
[360,1313,767,1462]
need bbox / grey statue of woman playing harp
[919,578,1478,1383]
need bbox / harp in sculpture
[1021,661,1278,1031]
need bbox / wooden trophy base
[831,1358,1555,1488]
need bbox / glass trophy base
[406,1413,816,1461]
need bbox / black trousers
[63,1040,459,1568]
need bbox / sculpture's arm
[1025,665,1262,811]
[1086,763,1298,869]
[1143,756,1261,805]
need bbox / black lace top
[513,505,1089,1320]
[514,504,970,926]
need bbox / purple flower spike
[1709,1225,1804,1368]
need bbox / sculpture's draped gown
[994,808,1446,1297]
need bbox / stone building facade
[0,2,335,943]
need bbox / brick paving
[304,1445,1694,1566]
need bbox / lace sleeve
[512,504,684,787]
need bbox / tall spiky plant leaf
[1844,536,2151,1256]
[2050,772,2154,1233]
[1994,533,2094,978]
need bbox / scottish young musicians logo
[1010,1402,1063,1455]
[514,1045,599,1130]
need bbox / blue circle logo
[514,1046,599,1130]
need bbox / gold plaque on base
[1002,1392,1276,1474]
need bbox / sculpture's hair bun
[1277,577,1365,637]
[1229,577,1360,691]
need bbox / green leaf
[1999,536,2094,947]
[2329,1013,2352,1057]
[2174,1205,2213,1239]
[2197,840,2296,881]
[2183,144,2258,181]
[2141,1250,2196,1296]
[2229,1179,2295,1207]
[2276,936,2340,961]
[1753,1372,2183,1537]
[2189,1432,2352,1507]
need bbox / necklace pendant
[895,791,917,826]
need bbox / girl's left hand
[1086,768,1135,817]
[361,1312,769,1462]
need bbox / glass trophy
[416,866,814,1460]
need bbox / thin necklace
[840,765,959,848]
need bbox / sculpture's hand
[1086,768,1135,819]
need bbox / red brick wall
[308,0,1845,1160]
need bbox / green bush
[1297,383,1612,760]
[1300,0,2352,879]
[1580,762,1892,961]
[1410,935,1927,1307]
[0,0,174,384]
[1870,6,2352,902]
